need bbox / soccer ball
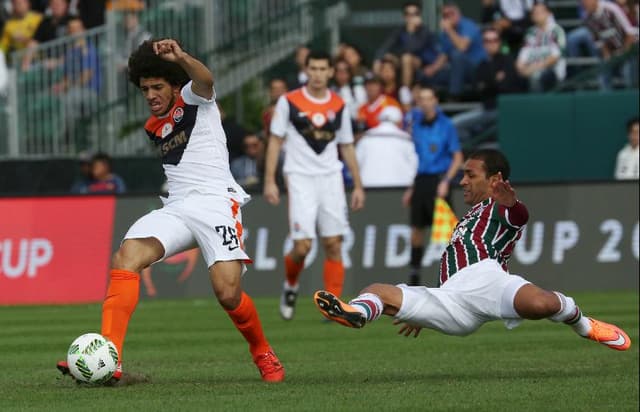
[66,333,119,384]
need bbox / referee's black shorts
[410,174,450,229]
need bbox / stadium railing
[1,0,348,160]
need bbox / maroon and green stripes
[439,198,526,285]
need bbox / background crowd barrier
[1,182,638,305]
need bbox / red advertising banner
[0,196,115,304]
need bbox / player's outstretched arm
[153,39,214,100]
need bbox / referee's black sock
[409,247,424,286]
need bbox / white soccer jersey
[270,87,354,175]
[144,81,249,203]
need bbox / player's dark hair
[91,152,113,172]
[305,50,333,67]
[627,116,639,133]
[468,149,511,180]
[403,1,421,12]
[128,39,190,88]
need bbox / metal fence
[1,0,345,159]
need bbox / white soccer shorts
[395,259,530,336]
[286,172,349,240]
[124,193,251,268]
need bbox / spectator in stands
[52,16,101,143]
[0,0,42,60]
[581,0,639,89]
[288,44,309,88]
[373,1,440,102]
[118,10,151,70]
[421,2,486,100]
[86,152,126,194]
[69,150,92,193]
[115,7,150,95]
[379,55,401,101]
[339,43,368,84]
[356,106,417,188]
[454,27,523,147]
[516,2,566,92]
[614,117,639,179]
[231,132,265,191]
[262,78,288,139]
[21,0,73,70]
[330,58,366,121]
[403,84,463,286]
[356,73,402,134]
[566,3,599,64]
[482,0,534,54]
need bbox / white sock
[349,293,384,322]
[283,280,299,292]
[549,292,591,336]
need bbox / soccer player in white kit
[263,50,365,320]
[57,39,285,383]
[314,149,631,352]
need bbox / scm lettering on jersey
[286,89,346,154]
[144,95,197,165]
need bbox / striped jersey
[439,198,529,285]
[585,1,638,53]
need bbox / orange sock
[101,269,140,363]
[323,259,344,297]
[284,254,304,287]
[226,292,271,357]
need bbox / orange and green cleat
[585,318,631,351]
[253,349,285,383]
[313,290,366,328]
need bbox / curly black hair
[128,39,190,88]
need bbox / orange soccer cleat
[313,290,366,328]
[585,318,631,351]
[253,349,285,382]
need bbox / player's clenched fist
[153,39,185,62]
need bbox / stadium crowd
[225,0,639,190]
[0,0,638,191]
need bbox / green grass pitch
[1,291,638,411]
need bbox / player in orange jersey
[263,50,366,321]
[56,39,284,384]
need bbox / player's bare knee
[324,241,342,261]
[215,288,241,310]
[293,240,312,258]
[518,291,561,319]
[112,240,156,273]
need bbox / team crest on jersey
[310,112,327,128]
[326,110,336,122]
[173,107,184,123]
[161,123,173,137]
